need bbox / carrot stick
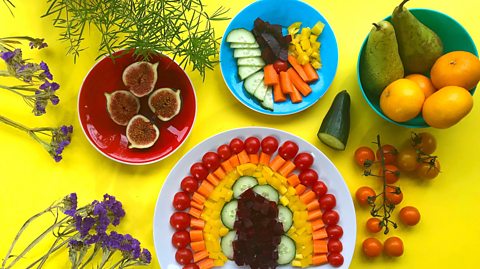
[206,173,220,186]
[287,174,300,187]
[191,200,204,210]
[221,160,234,173]
[307,199,320,211]
[190,230,204,242]
[259,152,271,165]
[269,155,286,172]
[278,161,296,177]
[288,55,309,81]
[311,218,325,231]
[295,184,307,195]
[279,71,294,94]
[213,167,226,179]
[264,64,279,86]
[273,83,286,102]
[193,250,209,262]
[198,258,215,269]
[300,190,316,204]
[192,192,206,205]
[197,180,214,197]
[237,150,250,164]
[228,154,240,168]
[191,218,206,229]
[189,207,202,219]
[191,241,206,252]
[302,62,319,82]
[249,153,259,164]
[289,84,303,103]
[287,68,312,96]
[312,254,328,266]
[308,209,322,221]
[313,240,328,254]
[313,228,328,240]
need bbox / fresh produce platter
[153,127,356,268]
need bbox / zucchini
[234,48,262,58]
[221,230,236,260]
[221,200,238,229]
[261,87,274,111]
[244,71,264,95]
[252,185,279,203]
[230,42,260,49]
[226,28,256,44]
[277,235,296,265]
[237,57,266,67]
[317,90,351,151]
[232,176,258,198]
[278,205,293,232]
[253,81,268,101]
[238,66,262,80]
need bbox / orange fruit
[380,79,425,122]
[422,86,473,128]
[430,51,480,90]
[405,74,437,98]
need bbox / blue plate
[220,0,338,116]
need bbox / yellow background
[1,0,479,268]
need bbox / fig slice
[105,90,140,126]
[122,61,159,97]
[126,115,160,149]
[148,88,182,121]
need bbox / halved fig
[122,61,159,97]
[126,115,160,149]
[148,88,182,121]
[105,90,140,126]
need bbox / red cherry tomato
[293,152,314,170]
[327,252,344,267]
[217,144,232,160]
[183,264,199,269]
[299,169,318,187]
[376,144,398,165]
[172,230,190,249]
[229,138,244,154]
[261,136,279,154]
[202,152,221,171]
[379,164,400,184]
[354,146,375,167]
[278,140,299,160]
[175,248,193,265]
[273,60,288,73]
[319,194,336,211]
[312,181,328,198]
[190,162,208,180]
[173,191,191,211]
[322,210,340,226]
[170,212,190,230]
[244,136,261,154]
[326,225,343,239]
[328,239,343,253]
[180,176,198,194]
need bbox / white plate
[153,127,356,269]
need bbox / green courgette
[317,90,351,151]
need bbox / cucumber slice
[253,81,268,101]
[278,205,293,232]
[244,71,264,95]
[252,185,279,203]
[226,28,256,44]
[277,235,296,265]
[230,42,259,49]
[233,176,259,198]
[261,87,274,111]
[237,57,266,67]
[221,230,236,260]
[318,90,351,151]
[234,48,262,58]
[220,200,238,229]
[238,66,262,80]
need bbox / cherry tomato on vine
[183,264,199,269]
[175,248,193,265]
[416,158,440,179]
[293,152,314,170]
[299,169,318,187]
[217,144,232,160]
[312,181,328,198]
[366,218,382,233]
[319,194,336,211]
[327,253,344,267]
[273,60,288,73]
[385,186,403,205]
[173,191,191,211]
[322,210,339,225]
[326,225,343,239]
[202,152,221,171]
[354,146,375,167]
[355,186,376,206]
[328,239,343,253]
[379,164,400,184]
[190,162,208,181]
[362,238,383,258]
[229,138,244,154]
[399,206,421,226]
[384,237,404,257]
[170,212,190,230]
[261,136,279,154]
[412,132,437,154]
[171,230,190,248]
[180,176,198,193]
[376,144,398,164]
[278,140,299,160]
[244,136,261,154]
[396,147,418,172]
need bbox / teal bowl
[357,8,478,128]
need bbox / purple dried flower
[29,39,48,49]
[95,212,110,235]
[74,216,95,237]
[1,50,16,61]
[102,194,125,226]
[68,239,85,251]
[85,234,102,245]
[50,95,59,105]
[39,61,53,80]
[63,193,77,216]
[140,248,152,264]
[103,231,123,249]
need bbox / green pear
[392,0,444,74]
[360,21,404,97]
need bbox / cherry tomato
[319,194,336,211]
[362,238,383,258]
[354,146,375,167]
[217,144,232,160]
[376,144,398,165]
[326,225,343,239]
[180,176,198,193]
[396,147,419,172]
[172,230,190,248]
[416,158,440,179]
[299,168,318,187]
[379,164,400,184]
[244,136,261,154]
[385,186,403,205]
[190,162,208,181]
[328,239,343,253]
[173,191,191,211]
[183,264,199,269]
[261,136,279,154]
[412,132,437,154]
[273,60,288,73]
[278,140,299,160]
[384,237,404,257]
[355,186,376,206]
[366,218,382,233]
[293,152,314,170]
[327,253,344,267]
[202,152,221,171]
[229,138,244,154]
[312,181,328,198]
[322,210,339,226]
[175,248,193,265]
[399,206,421,226]
[170,212,190,230]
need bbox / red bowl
[78,49,196,165]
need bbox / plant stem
[0,114,30,133]
[79,244,101,269]
[25,238,71,269]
